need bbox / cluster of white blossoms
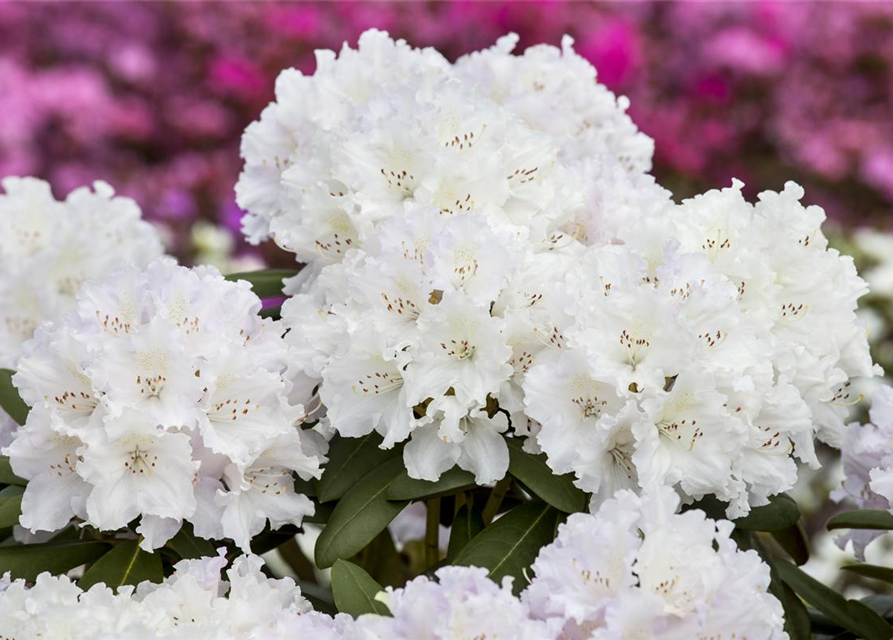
[525,180,879,516]
[834,385,893,558]
[1,489,787,640]
[0,550,349,639]
[358,566,556,640]
[0,177,163,445]
[3,257,325,552]
[523,487,788,638]
[237,29,877,514]
[237,30,665,485]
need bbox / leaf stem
[482,476,512,525]
[425,498,441,568]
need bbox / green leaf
[505,438,586,514]
[771,521,810,565]
[277,537,316,582]
[0,456,26,486]
[775,559,893,640]
[733,493,801,532]
[316,433,401,504]
[779,581,811,640]
[862,594,893,618]
[387,466,476,501]
[447,503,484,561]
[453,501,563,595]
[331,559,389,616]
[0,369,29,426]
[167,523,216,561]
[827,509,893,531]
[250,525,300,556]
[842,563,893,586]
[314,457,407,569]
[224,269,298,298]
[79,540,163,591]
[0,540,111,581]
[354,528,404,587]
[0,485,23,529]
[759,535,810,640]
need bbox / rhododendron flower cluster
[834,385,893,558]
[0,489,788,640]
[3,258,325,552]
[238,30,877,515]
[0,177,163,446]
[525,180,878,516]
[358,566,556,640]
[0,550,346,639]
[523,487,788,639]
[237,30,663,486]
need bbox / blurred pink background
[2,1,892,264]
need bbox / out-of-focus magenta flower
[209,56,267,98]
[1,0,892,265]
[577,20,640,87]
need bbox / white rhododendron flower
[358,566,557,640]
[239,30,646,485]
[834,385,893,558]
[524,180,878,517]
[3,258,325,551]
[523,487,788,639]
[0,177,164,446]
[0,550,350,639]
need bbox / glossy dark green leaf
[79,540,163,591]
[387,466,476,501]
[760,536,810,640]
[315,457,407,569]
[771,521,810,565]
[316,433,401,504]
[0,456,26,486]
[776,559,893,640]
[331,559,389,616]
[453,501,563,594]
[862,594,893,618]
[447,504,484,561]
[0,540,111,581]
[505,438,586,514]
[354,528,404,587]
[779,581,811,640]
[827,509,893,531]
[733,493,801,532]
[249,525,300,556]
[224,269,298,299]
[277,537,316,582]
[0,485,23,529]
[842,563,893,586]
[0,369,28,427]
[167,523,216,561]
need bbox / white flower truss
[523,180,879,516]
[238,30,659,487]
[834,385,893,559]
[0,177,164,446]
[357,565,557,640]
[0,550,351,639]
[523,486,788,639]
[3,257,325,552]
